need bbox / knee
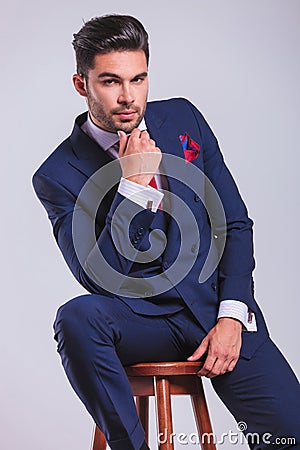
[54,294,92,329]
[53,294,112,347]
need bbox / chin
[117,121,140,134]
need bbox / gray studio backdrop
[1,1,299,449]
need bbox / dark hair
[72,14,149,78]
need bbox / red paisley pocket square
[179,133,200,163]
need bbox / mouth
[115,111,138,120]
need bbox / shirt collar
[81,113,147,151]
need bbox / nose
[118,83,135,105]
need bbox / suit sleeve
[184,99,257,312]
[32,171,156,296]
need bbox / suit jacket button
[211,282,217,291]
[137,227,144,235]
[191,244,198,253]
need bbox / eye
[103,79,118,86]
[132,77,145,84]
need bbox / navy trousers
[54,294,300,450]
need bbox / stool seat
[92,361,216,450]
[125,361,204,376]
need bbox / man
[33,14,299,450]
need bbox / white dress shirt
[81,114,257,331]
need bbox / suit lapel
[145,106,189,203]
[68,112,121,198]
[145,107,189,257]
[69,112,115,175]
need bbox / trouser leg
[53,294,191,450]
[211,338,300,449]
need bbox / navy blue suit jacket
[33,97,268,358]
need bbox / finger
[197,355,217,377]
[140,131,156,150]
[187,338,209,361]
[204,357,227,378]
[117,131,128,157]
[129,128,142,139]
[212,355,238,376]
[227,357,238,373]
[140,130,150,140]
[141,131,155,147]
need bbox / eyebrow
[97,71,148,80]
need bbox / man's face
[77,50,148,133]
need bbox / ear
[73,74,87,97]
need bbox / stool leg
[91,424,107,450]
[191,378,216,450]
[136,396,149,444]
[154,376,174,450]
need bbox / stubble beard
[86,90,146,134]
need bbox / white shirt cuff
[218,300,257,332]
[118,177,164,213]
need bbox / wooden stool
[91,361,216,450]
